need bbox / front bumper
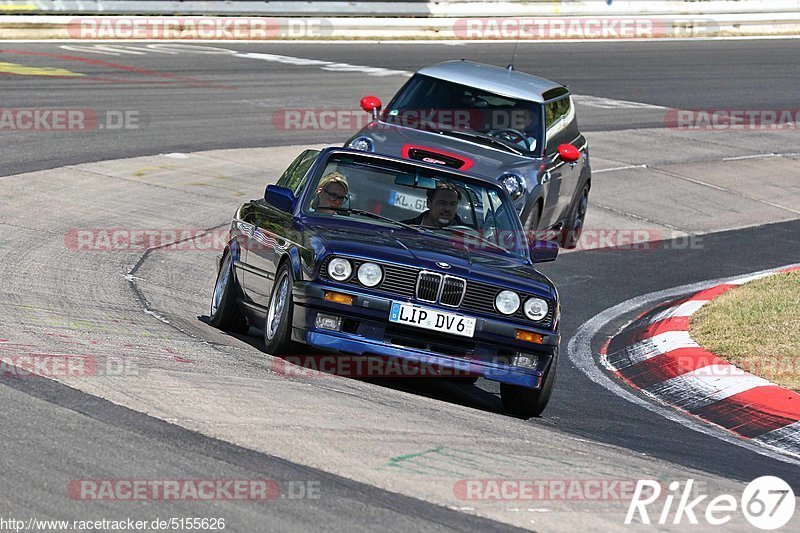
[291,281,559,388]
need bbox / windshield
[383,74,543,155]
[303,155,527,258]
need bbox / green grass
[690,271,800,391]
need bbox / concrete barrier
[2,1,800,17]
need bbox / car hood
[306,220,554,295]
[354,121,542,179]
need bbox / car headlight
[357,262,383,287]
[495,290,521,315]
[348,136,374,152]
[501,174,527,201]
[327,258,352,281]
[524,297,549,321]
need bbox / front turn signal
[324,291,354,306]
[515,330,544,344]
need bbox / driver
[403,182,464,228]
[492,103,538,151]
[311,172,349,214]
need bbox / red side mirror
[557,144,581,162]
[360,95,382,114]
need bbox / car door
[541,96,582,228]
[244,149,318,308]
[558,96,586,220]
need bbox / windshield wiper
[437,129,523,156]
[420,225,510,254]
[328,208,423,232]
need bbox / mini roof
[416,60,567,103]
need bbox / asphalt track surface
[1,39,800,530]
[2,39,800,177]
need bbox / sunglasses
[322,188,347,202]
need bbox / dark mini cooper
[346,60,591,248]
[210,148,561,416]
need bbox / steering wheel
[488,128,531,151]
[447,224,481,236]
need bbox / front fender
[282,247,304,282]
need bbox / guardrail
[1,1,799,39]
[1,1,800,17]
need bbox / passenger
[312,172,349,214]
[403,182,464,228]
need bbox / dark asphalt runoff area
[1,39,799,530]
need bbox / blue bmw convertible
[210,147,561,417]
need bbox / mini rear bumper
[290,281,559,388]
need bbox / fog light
[324,291,354,305]
[515,329,543,344]
[513,353,539,370]
[315,313,343,331]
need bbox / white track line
[592,164,648,174]
[649,299,708,322]
[616,331,699,366]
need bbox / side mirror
[265,184,296,213]
[360,95,382,119]
[530,239,559,263]
[557,143,581,163]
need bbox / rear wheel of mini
[524,201,542,237]
[561,184,589,249]
[264,263,297,355]
[209,251,248,334]
[500,349,557,418]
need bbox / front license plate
[389,302,476,338]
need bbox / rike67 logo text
[626,477,795,530]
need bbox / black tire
[209,251,248,333]
[524,201,542,241]
[500,348,558,418]
[263,263,297,355]
[561,184,589,249]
